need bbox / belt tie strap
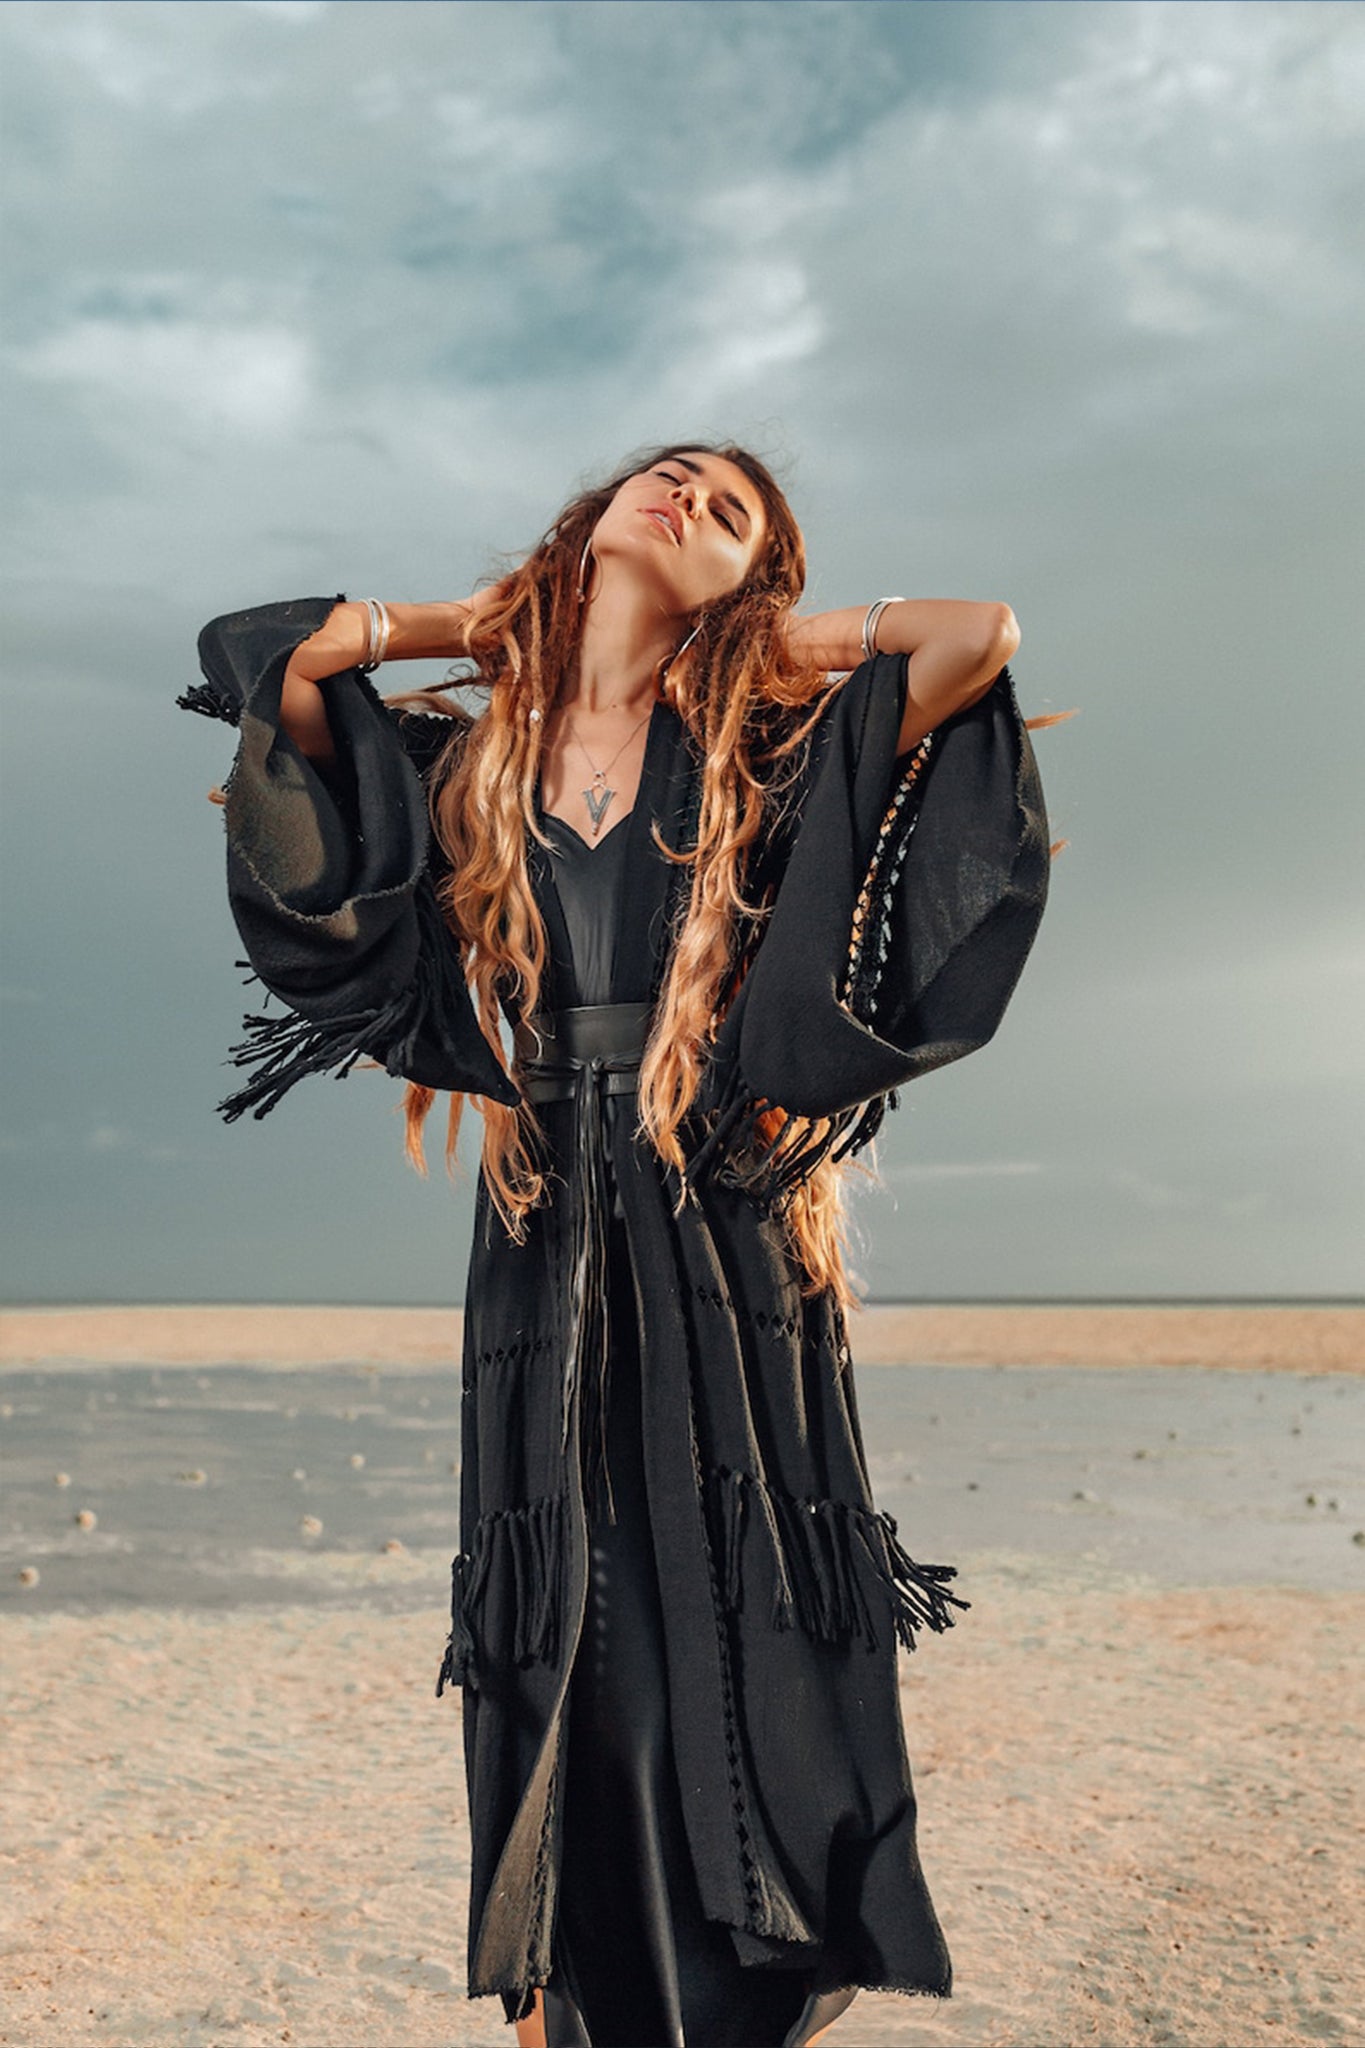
[512,1004,652,1527]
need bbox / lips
[642,503,683,544]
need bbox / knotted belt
[513,1002,652,1528]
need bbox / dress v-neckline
[541,807,634,854]
[536,697,668,853]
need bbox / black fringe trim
[218,998,401,1121]
[217,873,465,1121]
[682,1061,892,1211]
[176,680,241,726]
[434,1495,566,1698]
[707,1466,969,1653]
[434,1549,480,1697]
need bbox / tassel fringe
[707,1467,969,1653]
[435,1549,481,1697]
[176,680,242,726]
[218,875,472,1121]
[683,1068,889,1213]
[431,1475,961,1699]
[433,1495,566,1698]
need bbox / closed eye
[654,468,739,537]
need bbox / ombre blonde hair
[387,442,873,1299]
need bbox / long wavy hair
[386,440,880,1298]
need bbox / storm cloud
[2,0,1361,1301]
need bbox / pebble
[349,1452,366,1470]
[53,1471,71,1488]
[74,1508,97,1530]
[17,1565,39,1588]
[300,1516,323,1538]
[291,1467,307,1482]
[381,1538,405,1555]
[177,1468,208,1486]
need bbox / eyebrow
[671,454,755,536]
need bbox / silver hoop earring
[577,537,596,604]
[660,616,704,683]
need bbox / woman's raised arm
[281,596,488,760]
[787,599,1020,755]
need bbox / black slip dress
[529,775,857,2048]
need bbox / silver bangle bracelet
[860,596,904,663]
[359,598,392,673]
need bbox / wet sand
[1,1319,1362,2045]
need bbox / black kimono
[182,597,1051,2036]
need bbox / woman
[184,443,1055,2048]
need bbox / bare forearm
[281,598,476,760]
[789,600,1020,754]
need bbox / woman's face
[591,451,769,616]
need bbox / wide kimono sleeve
[690,649,1050,1192]
[181,595,518,1119]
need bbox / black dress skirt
[530,801,858,2048]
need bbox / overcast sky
[2,0,1362,1305]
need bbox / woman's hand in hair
[785,599,1019,755]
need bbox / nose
[669,475,700,520]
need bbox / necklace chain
[563,704,654,836]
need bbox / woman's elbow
[985,603,1020,667]
[953,605,1019,716]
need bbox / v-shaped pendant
[582,777,614,835]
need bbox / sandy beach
[2,1308,1362,2046]
[3,1301,1362,1373]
